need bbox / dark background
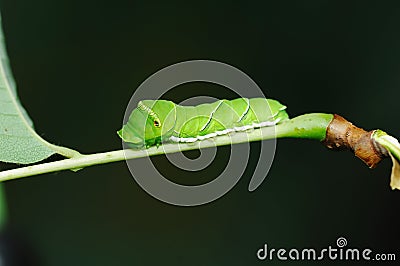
[0,0,399,265]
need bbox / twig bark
[323,114,388,168]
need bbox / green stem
[0,113,333,182]
[49,144,82,159]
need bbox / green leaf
[0,15,79,164]
[373,130,400,190]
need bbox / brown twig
[323,114,388,168]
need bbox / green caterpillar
[118,98,289,148]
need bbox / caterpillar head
[118,100,176,148]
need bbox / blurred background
[0,0,399,265]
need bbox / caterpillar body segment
[118,98,289,148]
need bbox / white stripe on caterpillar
[169,117,282,143]
[199,100,224,132]
[237,98,250,122]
